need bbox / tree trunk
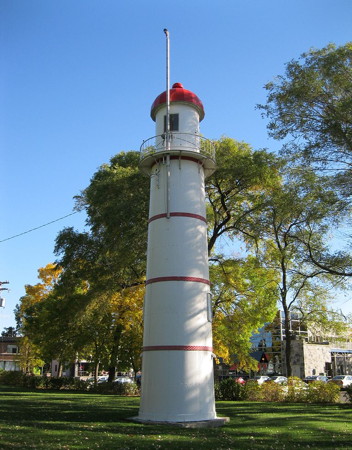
[283,307,292,377]
[94,362,99,382]
[108,324,123,382]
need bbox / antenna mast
[164,28,170,150]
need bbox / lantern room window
[164,114,179,132]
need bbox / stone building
[251,311,352,378]
[284,340,352,378]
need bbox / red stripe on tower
[146,276,210,286]
[143,345,213,352]
[148,212,207,223]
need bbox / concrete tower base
[130,416,230,428]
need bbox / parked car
[268,376,287,384]
[86,375,109,384]
[113,376,134,384]
[253,375,270,385]
[328,375,352,389]
[303,375,329,383]
[97,375,109,384]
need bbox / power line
[0,211,81,243]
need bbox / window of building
[6,345,18,354]
[164,114,179,132]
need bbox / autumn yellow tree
[72,285,144,381]
[211,256,278,371]
[15,263,62,373]
[18,265,144,380]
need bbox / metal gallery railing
[140,132,216,162]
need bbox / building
[0,336,20,371]
[251,311,352,378]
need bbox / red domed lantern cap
[150,82,205,121]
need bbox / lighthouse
[136,65,228,424]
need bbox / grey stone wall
[285,341,333,377]
[303,343,332,377]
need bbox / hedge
[215,376,341,403]
[0,370,139,395]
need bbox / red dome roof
[150,82,205,121]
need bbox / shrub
[0,370,26,386]
[242,380,285,402]
[90,381,139,396]
[283,378,340,403]
[214,381,221,400]
[285,377,308,403]
[43,377,90,391]
[260,381,285,402]
[0,372,91,391]
[71,378,91,391]
[345,384,352,403]
[214,378,246,401]
[305,381,340,404]
[31,377,50,389]
[22,374,40,389]
[243,380,262,401]
[113,381,139,396]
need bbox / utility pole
[0,281,9,308]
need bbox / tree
[210,256,278,370]
[204,138,283,368]
[17,335,45,375]
[53,140,282,371]
[15,264,62,373]
[77,151,149,288]
[258,42,352,277]
[16,263,62,329]
[252,169,345,376]
[54,152,149,293]
[258,42,352,175]
[24,140,347,377]
[18,268,144,380]
[1,327,17,337]
[206,137,281,253]
[60,286,144,381]
[292,219,352,278]
[51,153,148,379]
[17,281,83,375]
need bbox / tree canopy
[55,152,149,292]
[258,42,352,279]
[1,327,17,337]
[15,264,62,373]
[250,169,347,375]
[258,42,352,176]
[206,137,281,252]
[211,256,278,370]
[50,140,283,369]
[16,263,144,378]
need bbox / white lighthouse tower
[136,44,227,424]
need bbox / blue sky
[1,0,351,331]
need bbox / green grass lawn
[0,385,351,449]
